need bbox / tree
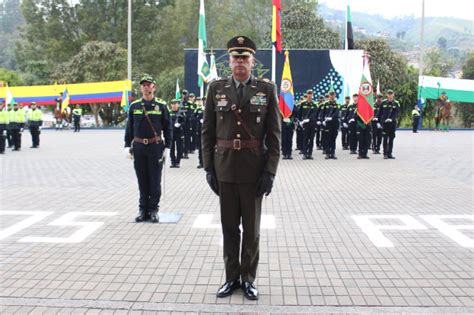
[51,41,128,126]
[0,67,23,86]
[0,0,24,70]
[424,48,455,77]
[457,51,474,127]
[282,1,339,49]
[462,51,474,79]
[437,37,447,50]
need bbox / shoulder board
[154,97,166,105]
[256,77,276,86]
[130,99,141,106]
[394,101,400,106]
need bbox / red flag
[357,53,375,124]
[272,0,282,53]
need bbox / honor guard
[412,105,421,133]
[0,102,9,154]
[202,36,281,300]
[345,94,358,154]
[371,94,383,154]
[295,95,305,151]
[72,105,83,132]
[356,109,371,160]
[321,91,340,159]
[315,95,325,150]
[281,103,298,160]
[28,102,43,148]
[299,90,317,160]
[181,91,193,158]
[124,75,172,223]
[193,96,205,168]
[378,90,400,159]
[169,99,185,168]
[340,96,350,150]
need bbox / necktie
[238,83,244,103]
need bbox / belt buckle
[233,139,241,150]
[143,138,149,145]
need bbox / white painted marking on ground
[0,211,53,240]
[421,215,474,248]
[352,215,427,247]
[19,212,118,243]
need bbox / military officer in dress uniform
[202,36,281,301]
[371,94,383,154]
[193,97,205,168]
[0,101,9,154]
[378,90,400,159]
[169,99,185,168]
[281,104,297,160]
[182,91,194,158]
[340,96,350,150]
[295,95,305,151]
[124,75,172,223]
[315,95,325,150]
[28,102,43,148]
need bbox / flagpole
[419,0,425,78]
[127,0,132,81]
[272,45,276,82]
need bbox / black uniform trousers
[325,123,338,155]
[0,128,6,153]
[357,124,371,157]
[281,122,294,157]
[7,130,13,147]
[29,126,40,147]
[302,124,315,156]
[190,119,198,151]
[348,122,358,152]
[183,121,191,154]
[133,142,164,213]
[413,117,420,132]
[171,130,183,166]
[196,123,203,166]
[74,119,81,132]
[219,181,262,283]
[382,122,396,156]
[341,126,348,149]
[371,121,382,152]
[11,128,21,150]
[296,126,303,150]
[315,125,322,148]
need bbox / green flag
[197,0,209,87]
[175,78,182,100]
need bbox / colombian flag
[272,0,282,53]
[61,87,70,113]
[278,50,294,119]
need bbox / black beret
[352,93,359,97]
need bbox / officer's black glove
[256,172,275,197]
[206,170,219,196]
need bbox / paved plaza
[0,129,473,314]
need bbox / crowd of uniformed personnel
[0,101,44,154]
[282,89,401,160]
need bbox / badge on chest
[250,92,267,106]
[216,94,229,108]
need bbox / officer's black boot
[150,211,159,223]
[135,209,150,222]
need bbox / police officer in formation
[181,91,194,159]
[339,96,350,150]
[320,91,339,159]
[0,102,9,154]
[9,103,24,151]
[202,36,281,300]
[412,105,420,133]
[345,94,358,154]
[169,99,185,168]
[124,75,172,223]
[193,96,205,168]
[314,95,325,150]
[378,90,400,159]
[295,95,305,151]
[28,102,43,148]
[371,94,383,154]
[356,107,371,160]
[299,90,317,160]
[281,102,297,160]
[72,105,83,132]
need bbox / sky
[318,0,473,20]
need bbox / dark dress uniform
[202,75,281,287]
[170,107,185,167]
[378,97,400,159]
[281,106,297,159]
[356,112,372,159]
[314,99,324,150]
[298,100,316,159]
[193,104,204,168]
[182,100,194,157]
[295,101,304,151]
[371,100,383,153]
[345,103,358,154]
[321,100,339,159]
[124,94,172,222]
[339,101,349,150]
